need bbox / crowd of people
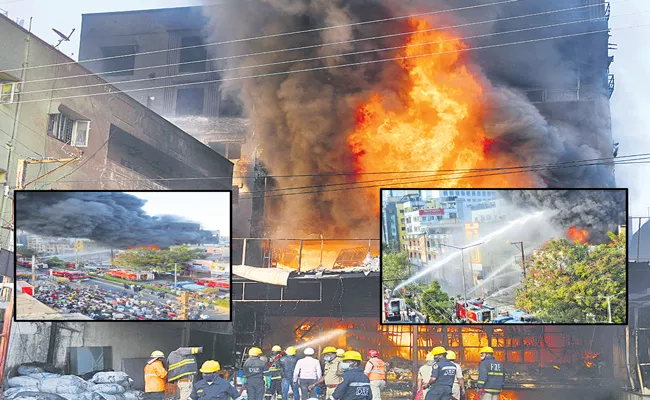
[33,281,211,320]
[143,344,505,400]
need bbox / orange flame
[347,18,531,205]
[567,226,589,244]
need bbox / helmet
[479,346,494,354]
[285,346,297,356]
[336,349,345,357]
[272,345,282,352]
[368,350,379,358]
[341,350,363,362]
[249,347,263,357]
[429,346,447,356]
[304,347,315,356]
[200,360,221,373]
[425,353,435,362]
[446,350,457,360]
[323,346,337,354]
[150,350,164,358]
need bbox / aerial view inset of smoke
[499,189,626,244]
[201,0,615,238]
[15,192,213,249]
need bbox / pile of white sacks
[4,366,145,400]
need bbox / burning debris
[15,192,214,249]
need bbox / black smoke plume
[201,0,615,237]
[15,192,213,249]
[499,189,626,244]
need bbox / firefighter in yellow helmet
[310,346,343,398]
[330,351,372,400]
[279,347,300,400]
[422,347,455,400]
[144,351,167,399]
[191,361,241,400]
[477,347,504,400]
[417,353,435,399]
[265,346,284,400]
[336,349,345,359]
[445,351,465,400]
[244,347,266,400]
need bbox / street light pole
[509,241,526,278]
[440,243,483,305]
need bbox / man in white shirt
[417,353,435,399]
[293,347,322,399]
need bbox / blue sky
[1,0,648,223]
[128,191,230,232]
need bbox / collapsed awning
[232,265,292,286]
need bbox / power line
[19,1,616,87]
[13,24,646,105]
[19,12,621,97]
[1,0,520,74]
[41,153,650,184]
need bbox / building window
[47,114,90,147]
[1,81,18,104]
[101,45,136,76]
[68,346,113,375]
[176,87,205,116]
[179,36,207,73]
[399,210,404,214]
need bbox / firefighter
[336,349,345,360]
[244,347,267,400]
[476,347,504,400]
[309,346,343,399]
[265,345,284,400]
[168,347,203,400]
[417,353,435,399]
[363,350,386,400]
[445,351,465,400]
[191,360,241,400]
[422,347,455,400]
[330,351,372,400]
[144,350,167,400]
[279,346,300,400]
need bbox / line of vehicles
[384,295,537,323]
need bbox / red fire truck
[455,299,497,323]
[195,278,230,291]
[105,269,155,281]
[50,270,90,281]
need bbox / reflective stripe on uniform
[169,359,194,370]
[169,371,195,382]
[485,389,501,393]
[349,382,371,387]
[487,372,504,376]
[477,381,485,384]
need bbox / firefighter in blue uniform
[476,347,504,400]
[329,351,372,400]
[244,347,267,400]
[422,346,456,400]
[191,360,241,400]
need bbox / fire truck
[105,269,155,281]
[50,270,90,281]
[64,262,80,269]
[455,299,497,323]
[195,278,230,291]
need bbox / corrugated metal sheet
[232,265,291,286]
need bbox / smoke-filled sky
[15,192,228,248]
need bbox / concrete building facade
[0,13,233,250]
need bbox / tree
[515,231,626,323]
[46,257,65,268]
[382,251,411,290]
[18,248,37,258]
[112,247,207,272]
[419,281,453,323]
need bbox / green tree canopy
[515,231,626,323]
[18,248,37,258]
[112,246,207,272]
[419,281,453,323]
[46,257,65,267]
[382,251,411,290]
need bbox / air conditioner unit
[0,82,18,104]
